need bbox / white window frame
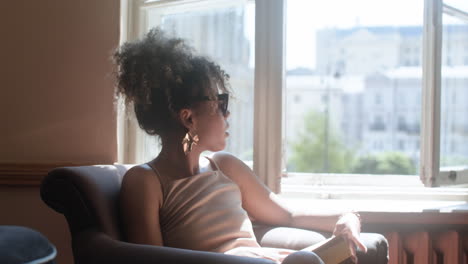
[421,0,468,187]
[118,0,468,199]
[118,0,149,165]
[253,0,285,193]
[118,0,258,166]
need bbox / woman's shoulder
[211,152,253,183]
[211,151,243,167]
[121,163,161,192]
[124,163,155,179]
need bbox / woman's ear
[179,108,194,130]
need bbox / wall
[0,1,120,263]
[0,187,72,262]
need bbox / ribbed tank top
[148,158,260,253]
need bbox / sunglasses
[193,93,229,116]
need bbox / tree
[440,155,468,168]
[288,110,354,173]
[352,152,416,175]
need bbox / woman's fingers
[334,220,366,251]
[341,229,368,263]
[332,212,366,263]
[353,236,367,253]
[333,222,348,235]
[347,229,368,253]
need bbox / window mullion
[253,0,285,193]
[420,0,443,187]
[122,0,151,164]
[443,3,468,22]
[118,0,144,164]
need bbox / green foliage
[239,148,253,161]
[352,152,416,175]
[440,155,468,167]
[288,111,354,173]
[288,110,417,175]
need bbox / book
[300,235,353,264]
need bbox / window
[370,115,386,131]
[375,94,381,105]
[121,0,468,199]
[399,140,405,150]
[284,0,423,181]
[120,0,255,163]
[437,1,468,185]
[397,116,407,131]
[293,95,301,104]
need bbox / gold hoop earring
[182,132,199,155]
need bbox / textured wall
[0,0,119,163]
[0,1,120,263]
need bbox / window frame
[421,0,468,187]
[117,0,148,165]
[118,0,252,165]
[119,0,285,193]
[253,0,285,193]
[119,0,468,196]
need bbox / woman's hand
[333,212,367,263]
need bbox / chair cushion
[0,225,57,264]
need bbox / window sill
[279,195,468,213]
[279,196,468,226]
[281,184,468,201]
[281,173,468,201]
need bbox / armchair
[40,165,387,264]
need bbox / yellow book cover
[301,235,352,264]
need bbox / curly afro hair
[114,27,230,137]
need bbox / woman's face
[192,99,230,152]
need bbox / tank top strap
[146,162,167,199]
[205,156,221,171]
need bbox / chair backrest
[41,164,134,240]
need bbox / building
[286,24,468,170]
[149,6,255,160]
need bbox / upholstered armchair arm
[73,229,275,264]
[253,225,388,264]
[254,225,327,250]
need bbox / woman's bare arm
[212,152,340,232]
[212,152,366,256]
[120,164,164,246]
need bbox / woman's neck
[154,138,203,178]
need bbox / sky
[286,0,425,70]
[246,0,428,70]
[244,0,468,70]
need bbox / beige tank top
[148,158,260,253]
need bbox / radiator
[385,231,467,264]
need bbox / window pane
[444,0,468,12]
[440,14,468,170]
[142,1,255,162]
[284,0,423,175]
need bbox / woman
[114,28,370,264]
